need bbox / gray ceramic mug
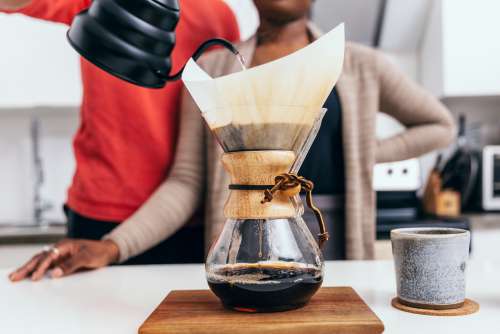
[391,227,470,309]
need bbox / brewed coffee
[212,123,312,152]
[207,262,322,312]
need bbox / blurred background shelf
[0,224,66,244]
[0,224,66,269]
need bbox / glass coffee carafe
[182,23,345,313]
[204,107,329,312]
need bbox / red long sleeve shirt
[3,0,240,221]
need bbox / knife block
[423,170,461,217]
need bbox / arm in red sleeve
[1,0,91,25]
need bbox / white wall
[313,0,382,45]
[420,0,500,97]
[380,0,432,52]
[0,115,32,223]
[0,110,78,224]
[443,96,500,146]
[420,0,444,97]
[0,14,81,108]
[441,0,500,96]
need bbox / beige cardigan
[105,28,455,261]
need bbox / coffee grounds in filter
[212,123,313,152]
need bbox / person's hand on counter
[8,239,120,282]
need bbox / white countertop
[1,260,499,334]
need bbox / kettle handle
[155,38,241,81]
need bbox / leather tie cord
[261,173,329,249]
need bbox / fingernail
[52,268,63,278]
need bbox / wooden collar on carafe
[222,150,296,219]
[222,150,330,248]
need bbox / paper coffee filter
[182,23,345,152]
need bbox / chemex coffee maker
[66,0,345,313]
[203,111,328,312]
[183,25,345,312]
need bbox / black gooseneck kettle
[67,0,240,88]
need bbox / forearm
[375,94,455,163]
[376,123,454,163]
[0,0,31,10]
[103,177,203,262]
[103,89,206,263]
[376,50,456,163]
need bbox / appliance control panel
[483,146,500,210]
[373,158,421,192]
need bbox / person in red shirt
[3,0,239,280]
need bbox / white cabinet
[421,0,500,97]
[0,14,81,109]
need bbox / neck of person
[256,16,310,47]
[252,16,310,67]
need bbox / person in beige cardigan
[104,0,455,262]
[11,0,456,280]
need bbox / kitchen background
[1,0,500,265]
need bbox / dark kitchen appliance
[377,191,420,223]
[67,0,240,88]
[441,115,481,209]
[377,214,470,240]
[482,146,500,210]
[372,155,470,240]
[376,191,471,241]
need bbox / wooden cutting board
[139,287,384,334]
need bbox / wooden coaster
[391,297,479,316]
[139,287,384,334]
